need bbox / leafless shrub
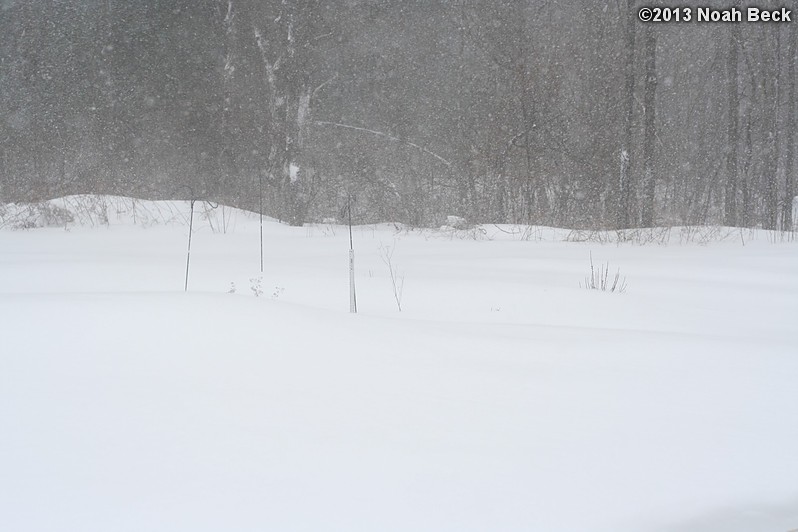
[615,227,671,245]
[565,229,615,244]
[678,225,734,245]
[379,242,405,311]
[580,252,627,293]
[493,224,545,241]
[250,277,263,297]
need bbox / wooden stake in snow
[348,194,357,314]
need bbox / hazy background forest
[0,0,796,230]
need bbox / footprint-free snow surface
[2,196,797,531]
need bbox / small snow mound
[0,201,74,229]
[442,215,470,230]
[0,195,262,231]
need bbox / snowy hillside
[1,196,797,532]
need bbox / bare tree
[252,0,327,225]
[641,22,657,227]
[784,0,797,230]
[725,2,741,227]
[617,0,637,229]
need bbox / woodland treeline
[1,0,796,229]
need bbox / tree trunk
[253,0,318,225]
[784,0,796,230]
[618,0,636,229]
[725,8,740,226]
[765,31,781,230]
[741,112,753,227]
[641,23,657,227]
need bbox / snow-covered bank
[1,197,797,531]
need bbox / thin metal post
[259,171,264,273]
[184,198,195,292]
[348,194,357,313]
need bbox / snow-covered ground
[1,196,797,532]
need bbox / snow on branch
[314,121,452,167]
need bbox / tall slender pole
[348,194,357,313]
[184,198,195,292]
[259,171,264,273]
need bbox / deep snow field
[1,196,797,532]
